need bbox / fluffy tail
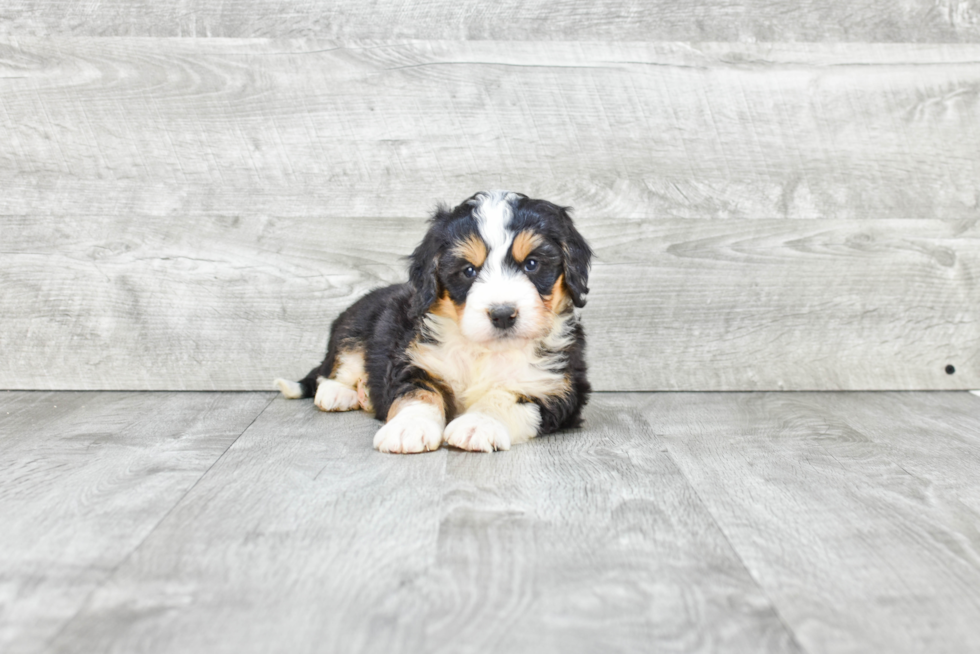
[274,378,314,399]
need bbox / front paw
[373,405,443,454]
[444,413,511,452]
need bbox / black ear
[559,207,593,308]
[408,207,450,320]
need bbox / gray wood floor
[2,390,980,653]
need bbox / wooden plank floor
[2,391,979,653]
[0,391,274,654]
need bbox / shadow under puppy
[275,191,593,453]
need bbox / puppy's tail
[274,377,314,399]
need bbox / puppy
[275,191,592,453]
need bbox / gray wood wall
[2,5,978,391]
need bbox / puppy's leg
[314,348,370,413]
[373,389,446,454]
[444,391,541,452]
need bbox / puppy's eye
[463,265,478,278]
[523,258,539,273]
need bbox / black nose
[488,305,518,330]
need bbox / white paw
[444,413,511,452]
[274,378,304,399]
[314,379,360,412]
[373,403,444,454]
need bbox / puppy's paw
[274,378,304,399]
[373,403,443,454]
[314,379,360,412]
[444,413,511,452]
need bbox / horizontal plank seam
[637,408,810,652]
[42,392,278,650]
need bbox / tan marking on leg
[387,388,446,423]
[512,230,544,263]
[356,379,373,413]
[452,234,487,267]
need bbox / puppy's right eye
[463,265,477,278]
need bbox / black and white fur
[275,191,592,453]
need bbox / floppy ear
[408,208,449,320]
[559,208,593,308]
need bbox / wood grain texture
[636,391,980,653]
[416,397,799,653]
[810,392,980,513]
[2,1,980,42]
[2,38,977,391]
[43,398,451,654]
[0,390,273,654]
[1,39,980,221]
[44,395,801,654]
[2,215,977,391]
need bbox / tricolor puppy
[275,191,592,453]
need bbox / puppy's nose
[488,305,518,330]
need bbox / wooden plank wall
[1,6,978,391]
[4,1,980,41]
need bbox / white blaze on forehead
[460,191,548,344]
[469,190,521,274]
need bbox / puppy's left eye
[523,258,539,273]
[463,265,478,278]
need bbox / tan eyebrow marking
[451,234,487,267]
[512,230,544,262]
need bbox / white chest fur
[409,313,573,412]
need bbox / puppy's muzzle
[488,305,518,330]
